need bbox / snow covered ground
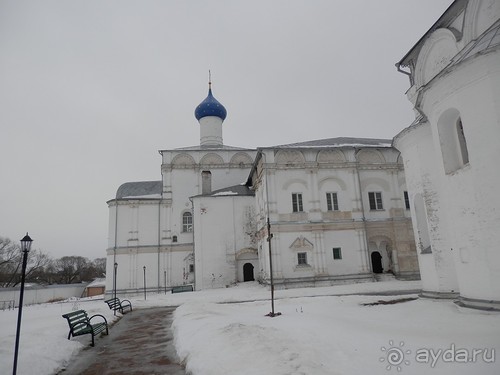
[1,280,499,374]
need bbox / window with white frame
[292,193,303,212]
[297,252,307,265]
[182,212,193,232]
[333,248,342,260]
[368,192,383,210]
[326,192,339,211]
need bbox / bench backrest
[105,298,121,308]
[62,310,90,333]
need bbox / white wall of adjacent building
[394,0,500,309]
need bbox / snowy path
[57,307,185,375]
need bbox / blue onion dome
[194,85,227,121]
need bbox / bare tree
[22,250,52,285]
[55,256,91,284]
[0,236,53,287]
[0,237,21,286]
[92,258,106,277]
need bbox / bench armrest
[88,314,108,325]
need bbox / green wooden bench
[171,285,193,293]
[104,297,133,314]
[62,309,108,347]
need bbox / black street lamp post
[164,270,167,295]
[266,219,276,316]
[113,262,118,316]
[12,233,33,375]
[143,266,146,300]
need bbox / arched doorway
[243,263,254,281]
[371,251,383,273]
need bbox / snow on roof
[86,278,106,288]
[191,184,254,199]
[267,137,393,149]
[164,144,255,152]
[212,191,238,196]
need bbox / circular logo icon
[380,340,411,371]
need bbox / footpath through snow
[1,280,499,375]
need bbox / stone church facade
[106,82,419,295]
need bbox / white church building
[394,0,500,310]
[106,82,420,295]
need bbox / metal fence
[0,300,15,311]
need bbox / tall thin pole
[12,249,29,375]
[164,270,167,295]
[267,218,275,316]
[143,266,146,300]
[113,263,117,316]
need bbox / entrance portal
[243,263,254,282]
[371,251,383,273]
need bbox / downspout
[396,62,413,86]
[113,198,119,296]
[157,199,161,293]
[189,197,196,290]
[261,150,276,315]
[354,148,372,276]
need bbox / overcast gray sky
[0,0,452,260]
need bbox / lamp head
[20,233,33,252]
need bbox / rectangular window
[404,191,410,210]
[182,212,193,232]
[292,193,303,212]
[297,252,307,265]
[326,192,339,211]
[189,264,194,273]
[333,248,342,260]
[368,192,383,210]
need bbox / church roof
[449,19,500,66]
[170,144,253,151]
[192,184,254,199]
[397,0,466,69]
[268,137,392,149]
[116,180,162,199]
[194,87,227,121]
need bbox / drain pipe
[113,197,119,297]
[189,197,196,290]
[354,148,372,276]
[157,199,161,293]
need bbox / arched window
[182,212,193,232]
[456,118,469,166]
[437,109,469,174]
[201,170,212,195]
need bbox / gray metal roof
[268,137,392,149]
[116,181,162,199]
[162,144,255,152]
[192,184,254,199]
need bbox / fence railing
[0,300,15,311]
